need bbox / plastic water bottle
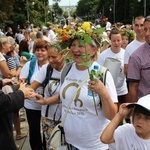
[88,65,99,97]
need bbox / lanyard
[48,78,60,97]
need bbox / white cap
[126,94,150,112]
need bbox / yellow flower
[81,22,91,32]
[77,27,81,31]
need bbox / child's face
[121,35,129,49]
[133,112,150,139]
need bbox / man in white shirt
[124,16,145,76]
[48,26,56,41]
[105,18,111,30]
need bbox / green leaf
[81,53,92,60]
[89,74,94,80]
[79,61,92,67]
[94,28,104,35]
[90,69,96,75]
[81,53,87,59]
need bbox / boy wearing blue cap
[101,94,150,150]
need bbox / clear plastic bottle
[88,65,99,97]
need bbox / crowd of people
[0,15,150,150]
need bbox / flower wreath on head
[56,22,110,51]
[120,29,136,42]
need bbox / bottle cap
[94,65,99,70]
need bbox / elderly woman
[0,36,15,78]
[34,22,118,150]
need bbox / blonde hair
[30,32,37,41]
[15,44,19,53]
[0,36,9,50]
[48,41,70,61]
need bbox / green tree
[0,0,15,30]
[0,0,50,31]
[76,0,99,21]
[63,11,69,19]
[52,3,63,16]
[76,0,150,24]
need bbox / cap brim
[126,103,150,112]
[126,103,137,108]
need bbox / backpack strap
[44,64,54,117]
[99,65,108,86]
[42,64,53,88]
[45,62,73,117]
[26,55,36,85]
[60,62,74,84]
[99,65,108,106]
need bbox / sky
[49,0,79,6]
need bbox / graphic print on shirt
[62,82,83,107]
[48,79,60,96]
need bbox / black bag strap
[45,62,73,118]
[53,103,61,124]
[43,64,54,117]
[99,65,108,85]
[99,66,108,106]
[60,62,73,84]
[42,64,53,88]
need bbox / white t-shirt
[43,35,50,43]
[106,21,111,29]
[0,52,6,79]
[28,40,34,54]
[124,39,144,64]
[110,124,150,150]
[60,62,118,150]
[48,30,56,41]
[97,48,128,96]
[20,61,48,110]
[16,33,25,43]
[34,64,62,121]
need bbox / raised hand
[118,103,132,117]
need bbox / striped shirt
[4,55,16,70]
[127,42,150,98]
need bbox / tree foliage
[1,0,150,31]
[0,0,15,26]
[76,0,99,21]
[52,2,63,16]
[76,0,150,24]
[0,0,50,31]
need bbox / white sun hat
[126,94,150,112]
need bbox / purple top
[127,42,150,98]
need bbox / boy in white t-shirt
[100,94,150,150]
